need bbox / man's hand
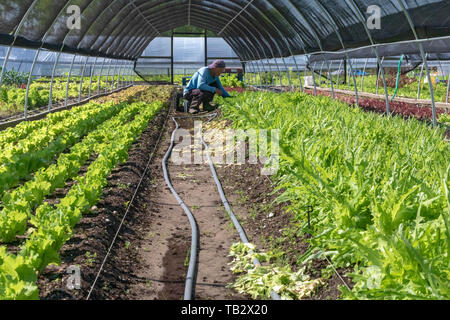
[215,88,223,96]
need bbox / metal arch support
[397,0,437,126]
[446,69,450,104]
[48,1,119,109]
[79,0,151,57]
[207,8,283,86]
[79,56,89,102]
[192,1,289,79]
[417,56,425,99]
[311,60,318,96]
[105,59,113,92]
[261,0,307,91]
[376,57,385,95]
[312,0,357,105]
[0,0,41,91]
[336,59,343,90]
[24,49,40,119]
[282,0,334,98]
[75,0,131,54]
[48,51,62,110]
[65,54,77,108]
[138,0,284,59]
[262,2,311,92]
[117,61,123,89]
[260,59,270,88]
[319,61,324,88]
[89,56,99,99]
[200,2,285,72]
[249,61,257,88]
[143,6,270,69]
[345,0,391,114]
[88,1,154,57]
[361,57,369,92]
[24,2,75,115]
[102,1,269,60]
[159,6,270,69]
[97,58,107,95]
[118,60,125,89]
[110,60,118,91]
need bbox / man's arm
[217,77,231,97]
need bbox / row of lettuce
[0,76,124,117]
[247,71,449,103]
[0,86,172,299]
[218,92,449,300]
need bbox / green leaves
[0,92,165,299]
[220,91,450,299]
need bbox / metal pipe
[361,58,369,92]
[110,60,118,92]
[417,59,425,99]
[89,57,99,99]
[376,57,384,95]
[249,60,258,88]
[105,59,113,92]
[446,69,450,104]
[319,61,324,88]
[311,61,317,96]
[97,58,106,96]
[397,0,436,126]
[258,60,268,89]
[0,0,40,91]
[336,60,343,90]
[24,50,40,119]
[79,56,89,102]
[347,61,350,90]
[117,61,124,89]
[282,57,292,91]
[251,62,257,87]
[48,51,62,110]
[65,54,77,107]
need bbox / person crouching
[183,60,231,114]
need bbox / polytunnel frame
[0,2,138,124]
[133,3,281,87]
[126,0,289,85]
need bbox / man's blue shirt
[184,67,231,97]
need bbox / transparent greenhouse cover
[0,0,449,61]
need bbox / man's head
[208,59,226,76]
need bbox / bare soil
[37,98,248,300]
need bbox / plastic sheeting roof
[0,0,449,61]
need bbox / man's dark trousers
[183,81,219,111]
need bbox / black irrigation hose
[162,117,200,300]
[86,101,172,300]
[161,112,218,300]
[200,125,281,301]
[163,112,280,300]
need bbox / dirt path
[128,116,247,300]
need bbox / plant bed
[214,161,354,300]
[36,94,173,300]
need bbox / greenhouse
[0,0,449,304]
